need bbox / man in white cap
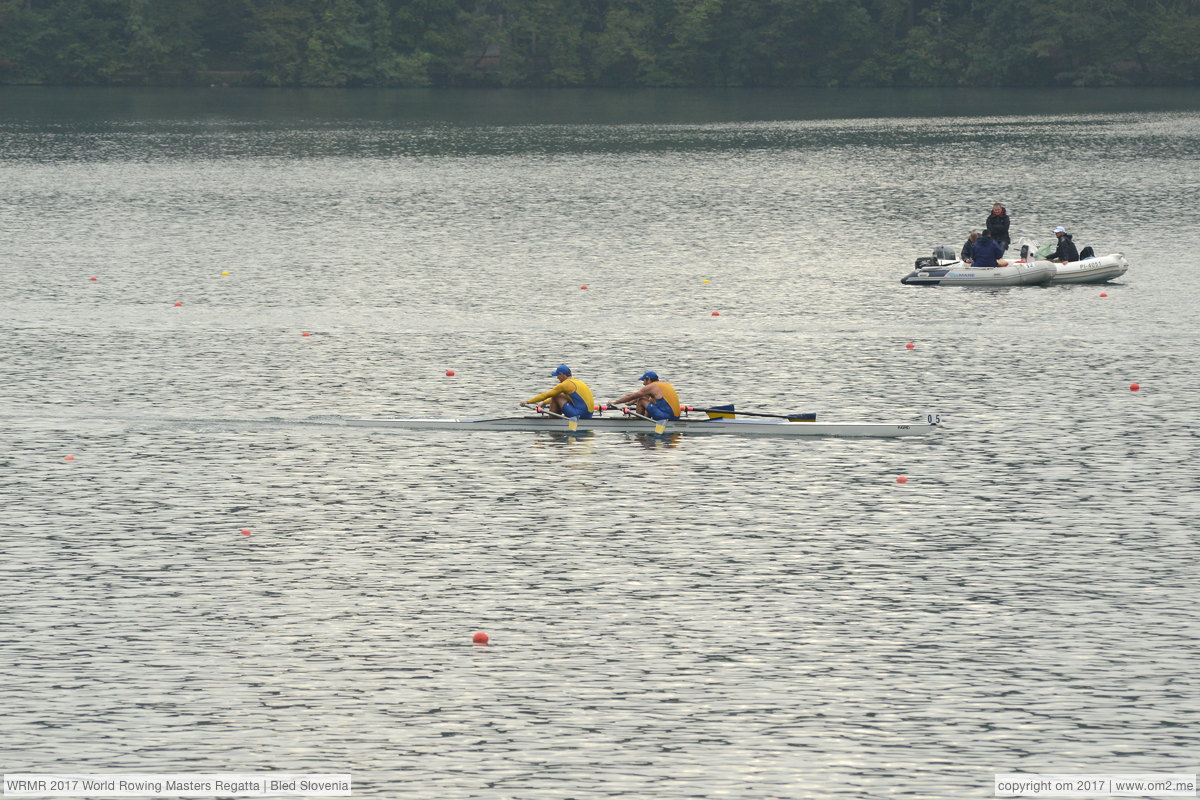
[1048,226,1079,263]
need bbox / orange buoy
[473,631,489,644]
[174,302,183,307]
[896,475,907,484]
[64,455,75,462]
[1129,383,1140,392]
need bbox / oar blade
[703,404,736,419]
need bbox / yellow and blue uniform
[526,377,595,418]
[645,381,681,421]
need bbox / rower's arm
[526,380,571,405]
[613,385,651,405]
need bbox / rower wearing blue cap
[611,371,681,421]
[521,365,595,419]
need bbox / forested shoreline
[2,0,1199,89]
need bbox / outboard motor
[915,245,958,268]
[1015,236,1041,261]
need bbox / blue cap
[639,371,658,381]
[551,364,571,377]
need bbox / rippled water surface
[2,88,1199,799]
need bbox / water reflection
[541,430,597,446]
[633,432,683,449]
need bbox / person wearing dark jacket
[985,203,1011,253]
[961,231,980,263]
[970,229,1008,267]
[1048,226,1079,262]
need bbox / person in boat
[985,203,1011,253]
[961,231,980,263]
[1047,226,1080,263]
[521,365,595,419]
[611,371,682,421]
[970,228,1008,268]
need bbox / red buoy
[905,342,915,349]
[301,331,311,336]
[240,529,252,536]
[445,369,456,377]
[64,455,76,462]
[580,285,588,290]
[711,311,720,316]
[89,277,98,281]
[896,475,908,484]
[473,631,489,644]
[1099,292,1108,297]
[1130,383,1140,392]
[174,302,183,307]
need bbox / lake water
[2,88,1198,799]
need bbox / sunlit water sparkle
[2,88,1198,799]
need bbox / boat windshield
[933,245,957,262]
[1016,236,1054,260]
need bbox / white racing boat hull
[1050,253,1128,284]
[901,259,1056,287]
[344,416,939,437]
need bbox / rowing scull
[343,415,941,437]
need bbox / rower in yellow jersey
[521,365,596,419]
[611,371,681,421]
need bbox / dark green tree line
[2,0,1198,87]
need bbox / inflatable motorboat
[1014,237,1130,284]
[900,245,1056,287]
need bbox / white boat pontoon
[900,245,1055,287]
[343,414,942,438]
[1050,254,1128,284]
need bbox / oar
[687,405,816,422]
[612,404,668,435]
[519,402,580,432]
